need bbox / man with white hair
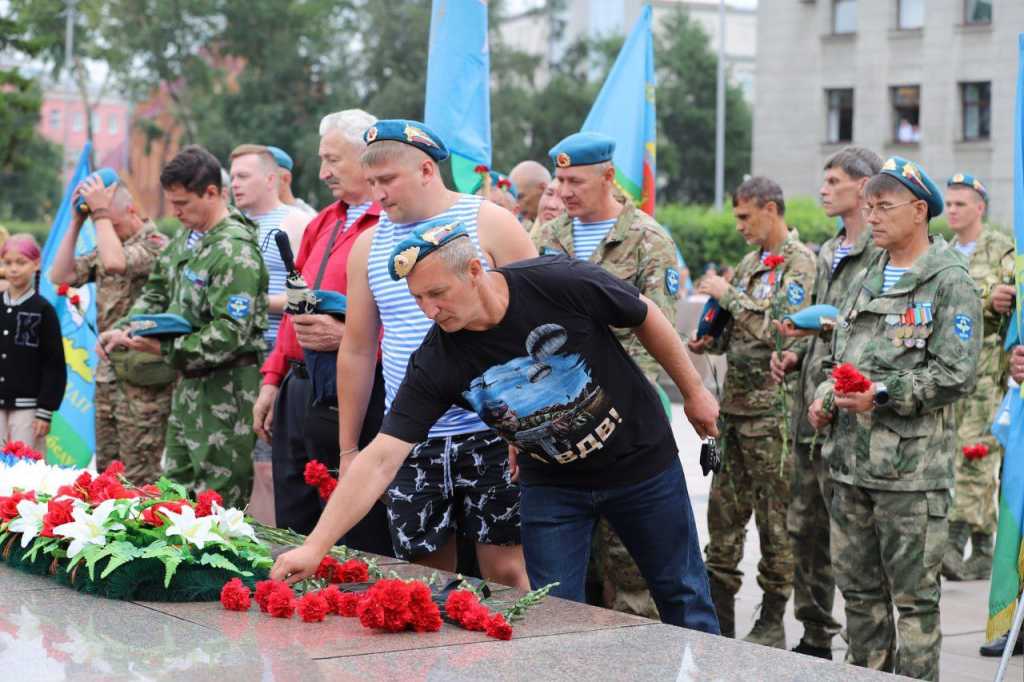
[252,110,391,555]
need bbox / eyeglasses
[860,200,918,219]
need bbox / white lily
[52,499,125,558]
[9,499,49,547]
[161,504,224,550]
[209,501,257,542]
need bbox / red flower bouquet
[220,578,252,611]
[962,444,990,460]
[832,363,872,394]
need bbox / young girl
[0,234,66,452]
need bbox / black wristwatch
[872,382,890,407]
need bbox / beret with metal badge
[388,219,469,281]
[946,172,987,201]
[879,156,944,219]
[548,131,616,169]
[363,119,449,162]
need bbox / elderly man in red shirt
[252,109,391,554]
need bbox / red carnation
[255,580,291,613]
[963,444,990,460]
[474,164,489,174]
[444,589,481,621]
[763,255,785,269]
[339,558,370,583]
[832,363,872,394]
[462,604,491,632]
[315,556,343,582]
[220,578,252,611]
[195,490,223,517]
[317,478,337,501]
[485,612,513,640]
[69,294,81,306]
[338,592,362,617]
[137,484,161,498]
[40,497,74,537]
[320,586,345,615]
[298,592,330,623]
[57,283,70,296]
[303,460,330,486]
[103,460,125,477]
[357,598,386,629]
[267,589,297,618]
[497,178,511,190]
[408,582,442,632]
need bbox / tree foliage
[5,0,752,214]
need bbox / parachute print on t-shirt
[462,323,621,466]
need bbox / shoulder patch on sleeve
[665,268,681,296]
[227,294,252,320]
[953,314,973,341]
[786,281,805,306]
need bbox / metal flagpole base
[995,593,1024,682]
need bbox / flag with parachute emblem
[38,143,97,468]
[582,4,657,215]
[424,0,492,193]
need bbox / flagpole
[713,0,726,211]
[994,594,1024,681]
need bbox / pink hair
[1,234,42,261]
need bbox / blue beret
[548,132,616,168]
[696,298,732,339]
[313,290,347,316]
[74,167,120,213]
[947,172,988,201]
[363,119,449,162]
[783,304,840,331]
[879,157,944,219]
[266,146,294,171]
[129,313,193,338]
[388,219,468,280]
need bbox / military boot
[709,579,735,638]
[961,532,994,581]
[743,593,788,649]
[941,521,969,581]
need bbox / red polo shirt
[260,200,381,386]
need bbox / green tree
[655,9,751,204]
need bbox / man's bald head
[509,160,552,222]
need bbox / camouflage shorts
[384,430,521,560]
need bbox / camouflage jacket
[117,210,269,373]
[792,224,880,441]
[532,201,680,380]
[712,230,816,416]
[70,220,168,382]
[815,236,982,491]
[951,228,1015,390]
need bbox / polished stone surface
[317,623,911,681]
[0,580,319,680]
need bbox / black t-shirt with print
[382,256,678,489]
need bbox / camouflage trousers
[164,366,259,509]
[949,385,1003,533]
[831,482,948,681]
[706,415,794,601]
[787,439,841,648]
[95,379,173,484]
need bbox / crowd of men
[70,106,1024,680]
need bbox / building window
[72,111,83,132]
[891,85,921,143]
[833,0,856,34]
[961,82,991,141]
[898,0,924,29]
[48,109,61,130]
[107,115,118,134]
[826,89,854,144]
[964,0,992,24]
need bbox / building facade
[753,0,1014,225]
